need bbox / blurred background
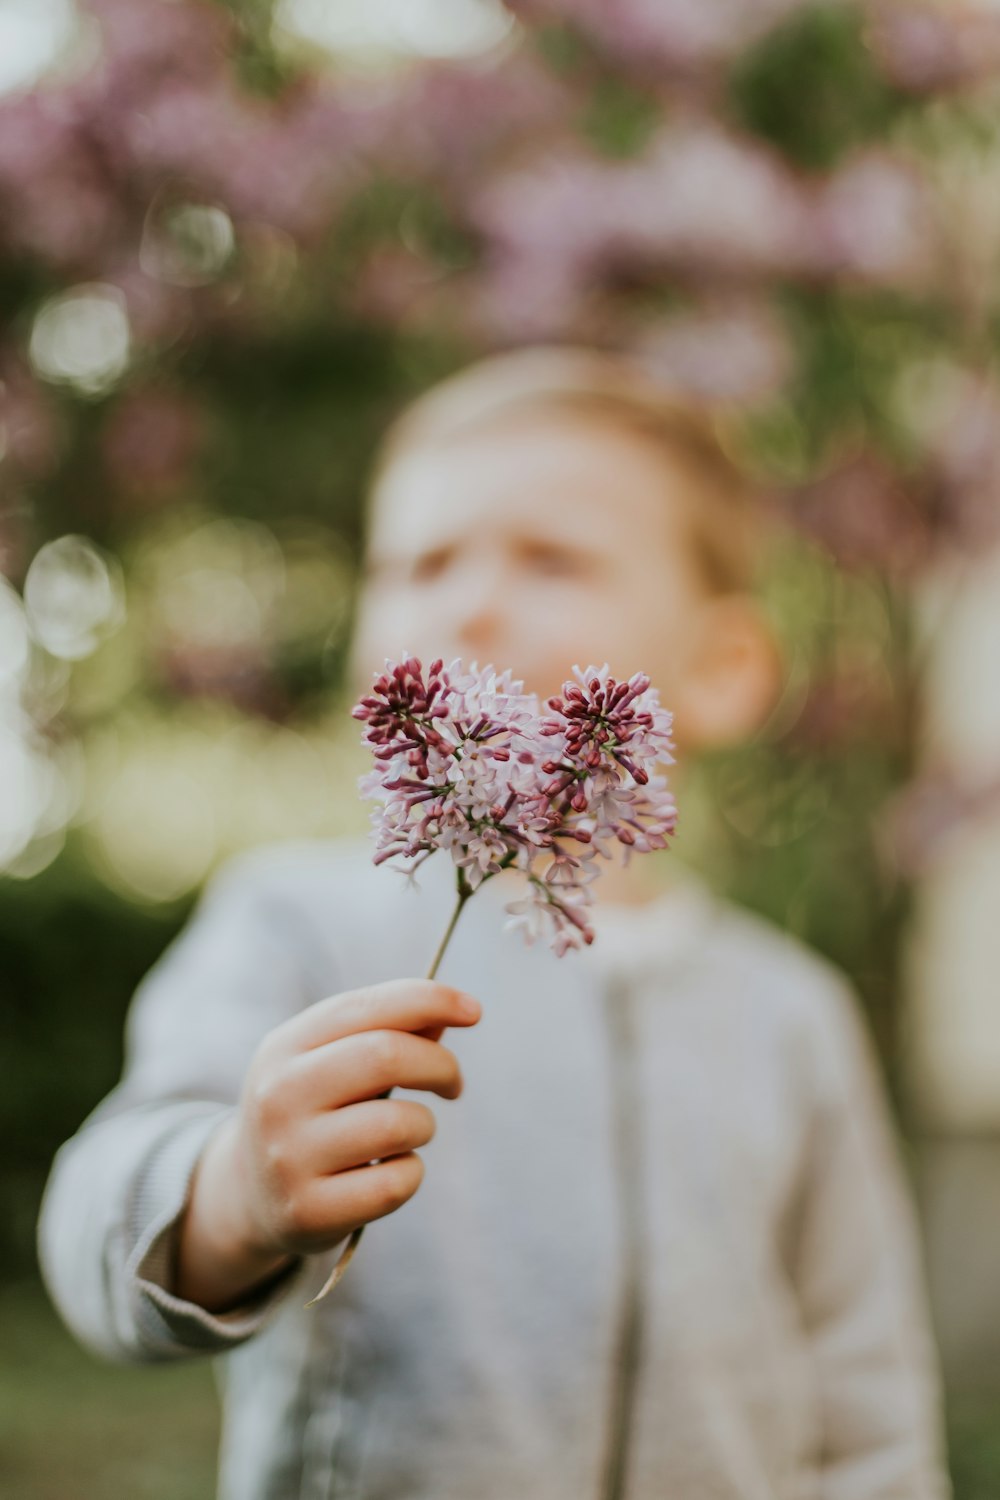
[2,0,1000,1493]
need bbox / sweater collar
[581,868,717,984]
[467,858,717,986]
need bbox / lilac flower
[352,657,678,965]
[541,664,677,786]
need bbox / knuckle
[279,1190,315,1244]
[248,1071,286,1130]
[263,1136,294,1189]
[368,1029,403,1076]
[252,1030,279,1069]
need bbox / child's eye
[520,543,586,577]
[410,549,453,583]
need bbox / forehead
[367,414,689,558]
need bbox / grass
[949,1391,1000,1500]
[2,1278,998,1497]
[0,1280,218,1500]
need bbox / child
[39,348,949,1499]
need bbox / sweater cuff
[125,1108,307,1356]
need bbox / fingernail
[457,992,480,1018]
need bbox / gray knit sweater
[38,838,949,1500]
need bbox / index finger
[276,978,481,1055]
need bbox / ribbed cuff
[125,1107,307,1356]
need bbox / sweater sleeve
[37,849,328,1365]
[788,980,950,1500]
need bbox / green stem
[425,882,471,980]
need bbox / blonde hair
[369,346,761,595]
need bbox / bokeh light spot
[24,535,125,661]
[140,202,236,288]
[273,0,515,64]
[0,0,77,97]
[30,286,131,397]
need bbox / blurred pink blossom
[812,150,938,286]
[473,143,614,276]
[505,0,806,74]
[156,640,286,718]
[869,2,1000,93]
[882,763,1000,878]
[101,388,204,495]
[921,373,1000,553]
[0,366,61,479]
[0,94,117,269]
[617,125,817,277]
[473,124,824,299]
[100,262,190,343]
[353,247,450,329]
[465,250,595,341]
[785,453,930,575]
[84,0,232,82]
[387,57,574,190]
[632,299,794,401]
[785,661,898,753]
[0,505,29,581]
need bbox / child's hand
[174,980,481,1311]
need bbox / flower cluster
[353,657,678,958]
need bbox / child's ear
[673,595,783,749]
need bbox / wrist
[174,1114,295,1311]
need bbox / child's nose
[426,547,512,665]
[454,600,504,659]
[448,574,509,659]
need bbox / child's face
[351,413,711,717]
